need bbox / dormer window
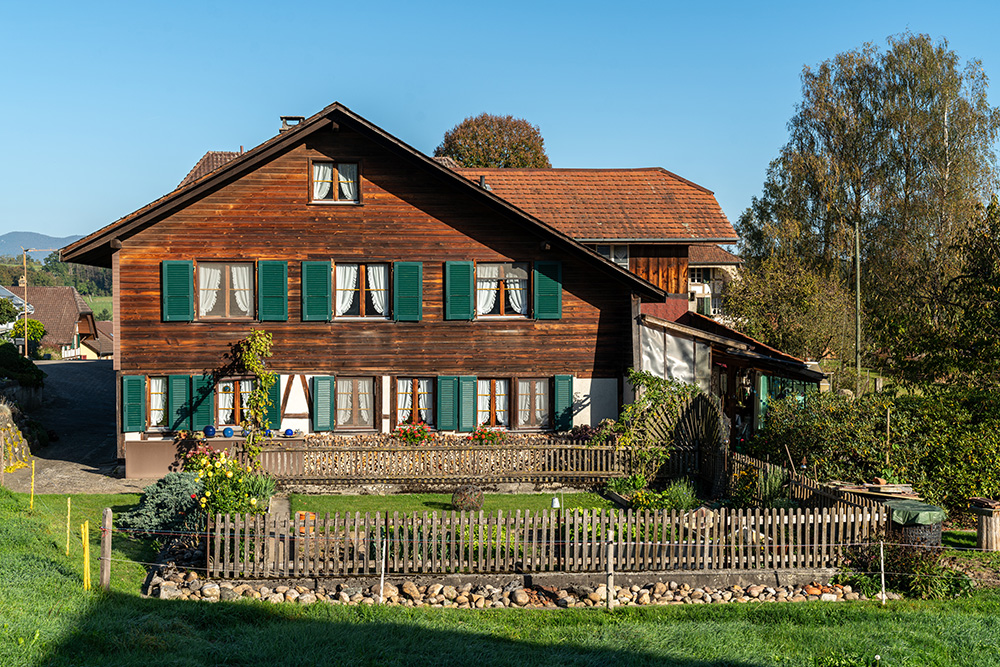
[595,244,629,269]
[311,161,359,203]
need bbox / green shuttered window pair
[161,260,289,322]
[302,261,423,322]
[443,261,562,320]
[436,375,573,432]
[122,374,281,433]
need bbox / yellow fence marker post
[66,497,72,556]
[81,521,91,591]
[30,460,35,510]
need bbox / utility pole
[20,247,57,357]
[855,221,862,397]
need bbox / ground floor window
[516,379,551,429]
[148,377,168,428]
[217,379,252,426]
[477,379,509,427]
[396,378,434,426]
[337,377,374,428]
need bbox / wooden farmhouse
[61,102,820,475]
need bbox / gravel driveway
[3,359,150,494]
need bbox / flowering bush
[468,425,505,445]
[183,443,272,516]
[394,421,436,445]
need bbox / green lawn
[82,295,112,319]
[288,492,618,517]
[5,489,1000,666]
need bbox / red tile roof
[688,244,741,265]
[4,286,94,347]
[83,320,114,357]
[178,151,241,188]
[456,168,737,242]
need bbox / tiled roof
[688,244,742,265]
[178,151,241,188]
[4,286,93,346]
[456,168,737,242]
[84,320,114,356]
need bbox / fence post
[379,535,387,604]
[606,530,615,611]
[879,540,886,606]
[100,507,112,591]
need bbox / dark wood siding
[116,128,633,379]
[629,245,688,294]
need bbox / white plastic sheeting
[638,321,712,392]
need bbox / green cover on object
[885,499,947,526]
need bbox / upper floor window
[476,262,528,317]
[596,245,629,269]
[312,161,359,203]
[199,262,254,319]
[689,267,712,284]
[335,263,389,318]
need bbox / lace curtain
[338,163,358,201]
[218,381,235,425]
[397,378,413,423]
[367,264,387,316]
[231,265,252,316]
[313,162,333,200]
[416,378,432,424]
[476,264,501,315]
[199,264,222,316]
[335,264,359,316]
[150,377,166,427]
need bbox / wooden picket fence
[206,505,886,579]
[253,441,699,485]
[729,452,880,509]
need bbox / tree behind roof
[434,113,551,168]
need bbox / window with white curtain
[396,378,434,427]
[477,379,509,427]
[217,379,253,427]
[198,262,254,319]
[148,377,167,428]
[334,262,389,318]
[336,377,374,428]
[476,262,528,317]
[516,379,551,429]
[311,161,360,203]
[595,245,629,269]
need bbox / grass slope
[3,489,1000,666]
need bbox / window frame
[394,377,435,428]
[688,267,712,285]
[147,376,169,431]
[216,377,254,429]
[195,260,256,321]
[595,244,629,269]
[335,376,377,431]
[476,378,510,428]
[515,377,552,431]
[333,261,392,319]
[309,158,362,205]
[474,261,531,319]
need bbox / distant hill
[0,232,84,261]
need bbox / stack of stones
[149,565,892,606]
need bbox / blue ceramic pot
[204,425,216,438]
[223,427,234,438]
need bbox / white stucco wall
[571,377,618,427]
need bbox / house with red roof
[4,286,97,359]
[61,103,819,474]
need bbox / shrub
[606,473,647,496]
[394,421,435,445]
[183,444,271,516]
[631,479,700,511]
[0,342,45,388]
[117,472,204,539]
[468,425,505,445]
[451,485,485,512]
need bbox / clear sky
[3,0,1000,240]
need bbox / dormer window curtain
[312,161,359,203]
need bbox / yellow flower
[215,461,221,468]
[226,471,233,478]
[251,498,257,505]
[205,491,211,497]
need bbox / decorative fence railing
[729,452,880,509]
[207,505,886,579]
[253,441,699,485]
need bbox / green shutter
[301,261,332,321]
[393,261,423,321]
[437,376,457,431]
[258,261,288,321]
[534,261,562,320]
[458,376,477,432]
[121,375,145,433]
[554,375,573,431]
[191,375,216,431]
[312,376,335,432]
[161,261,193,322]
[266,375,282,430]
[168,374,192,432]
[755,374,770,431]
[445,261,474,320]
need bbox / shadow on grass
[37,592,762,667]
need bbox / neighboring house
[686,244,741,318]
[0,285,33,335]
[60,102,819,473]
[81,320,114,360]
[4,286,97,359]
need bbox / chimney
[280,116,305,133]
[479,175,492,191]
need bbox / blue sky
[3,0,1000,240]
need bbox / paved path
[3,360,151,494]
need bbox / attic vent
[280,116,305,132]
[479,175,492,191]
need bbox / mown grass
[289,492,617,518]
[4,488,1000,666]
[82,295,113,319]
